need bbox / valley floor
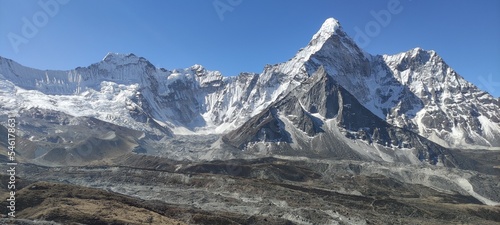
[1,155,499,225]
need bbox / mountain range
[1,18,499,166]
[1,17,500,224]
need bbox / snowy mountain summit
[1,17,499,152]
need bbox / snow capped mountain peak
[410,46,424,52]
[102,52,148,66]
[381,47,500,149]
[383,47,443,73]
[408,47,437,59]
[276,17,353,77]
[190,64,208,76]
[311,17,341,42]
[103,52,134,60]
[385,47,437,61]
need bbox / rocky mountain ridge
[0,17,499,152]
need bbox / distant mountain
[0,17,499,163]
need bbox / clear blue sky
[1,0,499,96]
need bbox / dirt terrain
[1,154,499,225]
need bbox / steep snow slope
[382,49,500,148]
[222,67,457,166]
[281,19,500,149]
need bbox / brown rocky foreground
[1,155,499,225]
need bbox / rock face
[223,67,458,166]
[0,17,499,154]
[0,108,145,166]
[381,49,500,148]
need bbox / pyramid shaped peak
[311,18,342,41]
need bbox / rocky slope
[222,67,459,167]
[3,156,499,225]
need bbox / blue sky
[1,0,499,96]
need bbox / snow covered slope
[0,17,498,149]
[286,19,500,149]
[222,67,457,166]
[382,49,500,149]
